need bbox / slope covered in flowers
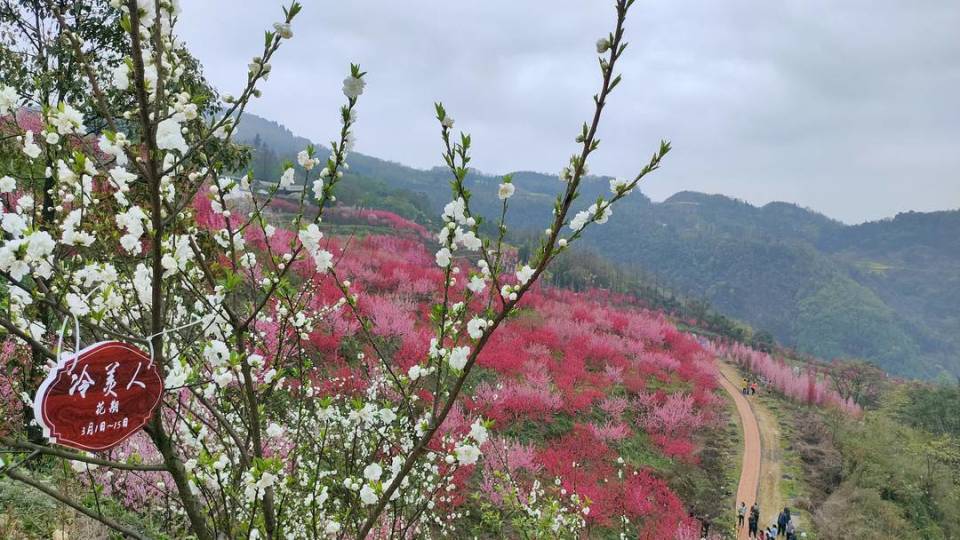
[709,341,860,415]
[0,193,730,537]
[284,206,726,536]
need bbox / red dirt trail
[717,364,762,540]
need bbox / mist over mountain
[235,113,960,379]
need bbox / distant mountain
[233,113,960,379]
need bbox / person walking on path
[748,503,760,538]
[737,501,747,529]
[777,508,791,536]
[785,519,797,540]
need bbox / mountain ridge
[234,112,960,379]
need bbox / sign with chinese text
[34,341,163,452]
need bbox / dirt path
[716,362,762,540]
[753,395,786,529]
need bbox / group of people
[737,502,802,540]
[741,377,759,396]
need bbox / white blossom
[133,264,152,306]
[273,22,293,39]
[442,197,467,225]
[448,346,470,371]
[111,63,130,90]
[116,206,149,254]
[0,85,17,115]
[454,444,480,466]
[359,484,377,505]
[342,76,365,99]
[65,293,90,317]
[379,408,396,424]
[498,182,515,200]
[266,423,284,438]
[469,420,489,445]
[24,231,55,260]
[1,214,27,237]
[455,229,482,251]
[280,167,296,188]
[591,202,612,224]
[435,247,451,268]
[609,177,633,195]
[297,150,317,170]
[298,224,333,272]
[363,462,383,482]
[467,317,487,340]
[203,340,230,367]
[213,369,233,387]
[515,265,535,285]
[99,133,129,167]
[22,131,41,159]
[49,104,85,135]
[156,116,188,154]
[569,210,590,232]
[257,471,278,491]
[61,209,95,247]
[596,37,611,54]
[164,360,189,389]
[408,364,424,381]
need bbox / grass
[724,387,745,498]
[616,431,675,473]
[0,465,171,540]
[755,393,820,539]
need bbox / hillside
[233,113,960,379]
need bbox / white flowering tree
[0,0,668,538]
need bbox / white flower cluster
[297,149,317,171]
[298,224,334,273]
[435,197,482,268]
[0,0,661,535]
[609,177,634,196]
[559,156,587,183]
[498,181,515,200]
[342,76,365,99]
[569,202,612,232]
[279,166,296,189]
[0,85,17,114]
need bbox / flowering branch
[357,0,667,535]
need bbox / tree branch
[4,467,150,540]
[0,436,168,471]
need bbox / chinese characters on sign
[34,341,163,452]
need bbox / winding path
[716,364,762,540]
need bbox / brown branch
[0,316,56,360]
[0,436,168,471]
[4,467,150,540]
[357,2,637,536]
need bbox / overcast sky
[177,1,959,224]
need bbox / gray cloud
[176,0,960,223]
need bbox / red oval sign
[33,341,163,452]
